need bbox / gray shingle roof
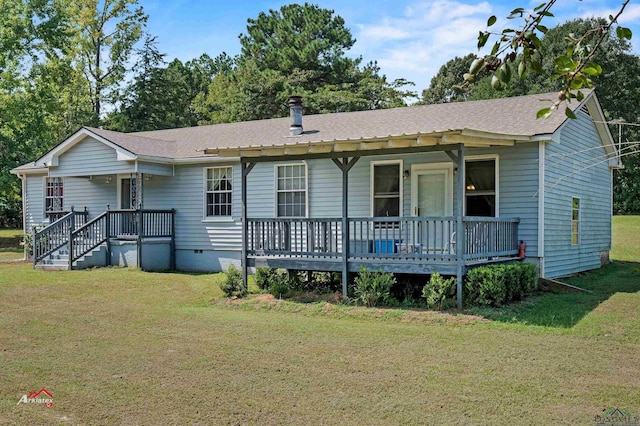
[85,127,177,158]
[129,91,579,158]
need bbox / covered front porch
[231,142,524,309]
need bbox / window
[276,164,307,217]
[465,158,497,217]
[205,167,233,217]
[572,197,580,245]
[372,161,402,217]
[45,177,64,212]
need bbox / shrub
[422,273,456,310]
[23,224,46,255]
[253,268,293,297]
[254,267,272,290]
[220,264,247,298]
[267,269,292,298]
[353,268,396,307]
[465,262,538,306]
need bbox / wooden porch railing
[33,209,89,264]
[69,209,175,265]
[35,209,175,269]
[70,212,108,265]
[463,217,520,260]
[247,216,519,262]
[105,209,174,239]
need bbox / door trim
[411,162,454,216]
[116,174,137,210]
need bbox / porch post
[170,208,176,270]
[68,207,75,271]
[332,157,359,298]
[137,209,143,270]
[241,162,256,291]
[455,143,465,309]
[105,205,111,267]
[341,158,349,298]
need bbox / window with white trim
[45,177,64,212]
[571,197,580,245]
[465,159,497,217]
[205,167,233,217]
[372,161,402,217]
[276,164,307,217]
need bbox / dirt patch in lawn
[215,293,488,325]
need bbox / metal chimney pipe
[289,96,303,136]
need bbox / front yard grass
[1,261,639,425]
[1,216,639,424]
[0,229,23,262]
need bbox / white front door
[411,163,454,253]
[411,163,453,217]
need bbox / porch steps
[35,250,70,271]
[35,245,107,271]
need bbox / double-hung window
[465,158,498,217]
[371,161,402,218]
[205,167,233,218]
[276,164,307,217]
[45,177,64,213]
[571,197,580,245]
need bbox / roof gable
[36,128,138,168]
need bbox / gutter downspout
[20,174,27,261]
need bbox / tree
[239,3,356,81]
[107,51,234,131]
[74,0,147,123]
[463,0,632,118]
[459,16,640,214]
[0,0,94,226]
[196,3,415,123]
[419,54,478,104]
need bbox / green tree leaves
[464,1,632,119]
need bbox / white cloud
[352,0,494,91]
[357,23,411,41]
[579,4,640,24]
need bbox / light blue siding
[142,163,242,272]
[137,161,173,176]
[544,111,612,278]
[24,174,117,227]
[25,174,45,229]
[49,136,135,177]
[479,144,540,258]
[64,177,117,220]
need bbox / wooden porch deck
[246,216,521,275]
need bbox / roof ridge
[85,126,177,144]
[132,90,577,137]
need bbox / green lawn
[0,229,23,262]
[1,218,639,424]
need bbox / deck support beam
[332,157,359,298]
[455,144,465,309]
[241,161,256,291]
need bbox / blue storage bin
[375,240,399,253]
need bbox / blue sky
[139,0,640,94]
